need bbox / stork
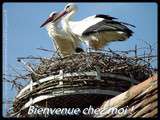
[40,11,83,57]
[53,3,135,51]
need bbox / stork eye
[52,13,57,17]
[66,5,70,9]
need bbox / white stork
[53,3,135,50]
[40,11,83,57]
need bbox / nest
[33,51,153,82]
[9,50,156,117]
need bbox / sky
[2,2,157,117]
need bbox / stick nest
[32,51,154,82]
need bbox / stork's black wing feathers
[96,14,135,28]
[82,19,134,37]
[96,14,118,20]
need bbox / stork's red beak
[40,11,68,28]
[52,10,68,22]
[40,16,53,28]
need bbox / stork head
[53,3,78,22]
[64,3,78,13]
[40,11,59,28]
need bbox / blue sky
[2,3,157,116]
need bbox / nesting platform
[11,52,154,117]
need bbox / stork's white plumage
[40,11,83,57]
[53,3,135,50]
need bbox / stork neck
[62,10,76,33]
[65,10,76,21]
[46,23,54,33]
[46,21,61,36]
